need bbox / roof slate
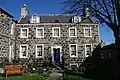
[81,17,94,23]
[18,16,30,24]
[18,14,94,24]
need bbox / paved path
[47,70,63,80]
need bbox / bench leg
[22,71,24,75]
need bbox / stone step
[52,63,63,70]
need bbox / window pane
[70,29,75,36]
[37,29,43,37]
[33,16,36,19]
[86,45,91,56]
[71,45,76,56]
[37,45,42,56]
[54,28,59,36]
[33,20,37,23]
[21,46,27,56]
[85,29,90,36]
[22,29,27,37]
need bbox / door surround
[51,46,62,63]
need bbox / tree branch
[111,0,117,25]
[90,6,109,19]
[102,0,113,24]
[93,10,115,31]
[95,0,107,12]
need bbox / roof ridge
[29,14,75,16]
[0,7,13,18]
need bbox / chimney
[21,4,29,18]
[83,4,89,17]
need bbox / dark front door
[53,48,60,63]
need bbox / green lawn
[0,73,91,80]
[0,73,43,80]
[67,75,91,80]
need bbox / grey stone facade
[15,23,99,68]
[0,8,14,59]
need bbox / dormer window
[30,15,40,23]
[72,16,81,23]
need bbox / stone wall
[15,23,99,68]
[0,10,12,58]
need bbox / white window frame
[69,27,77,37]
[69,44,78,57]
[36,27,44,38]
[30,15,40,23]
[32,15,37,21]
[84,27,92,37]
[11,23,14,35]
[20,28,28,38]
[52,27,60,37]
[85,44,92,57]
[70,63,78,69]
[20,44,28,58]
[36,44,44,58]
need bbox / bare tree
[64,0,120,73]
[64,0,120,67]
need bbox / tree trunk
[114,26,120,77]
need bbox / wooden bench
[5,64,24,78]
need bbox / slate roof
[81,16,94,23]
[38,15,72,23]
[18,14,94,24]
[0,7,13,18]
[18,14,73,24]
[19,15,30,24]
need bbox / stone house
[14,4,100,69]
[0,7,16,62]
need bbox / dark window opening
[55,20,59,23]
[28,21,30,23]
[69,19,72,23]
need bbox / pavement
[47,69,63,80]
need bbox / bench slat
[5,65,24,78]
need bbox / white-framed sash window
[69,44,78,57]
[20,28,28,38]
[84,27,92,37]
[36,44,44,58]
[52,27,60,37]
[36,27,44,38]
[69,27,77,37]
[20,44,28,58]
[85,44,92,57]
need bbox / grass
[67,75,91,80]
[0,73,91,80]
[0,73,43,80]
